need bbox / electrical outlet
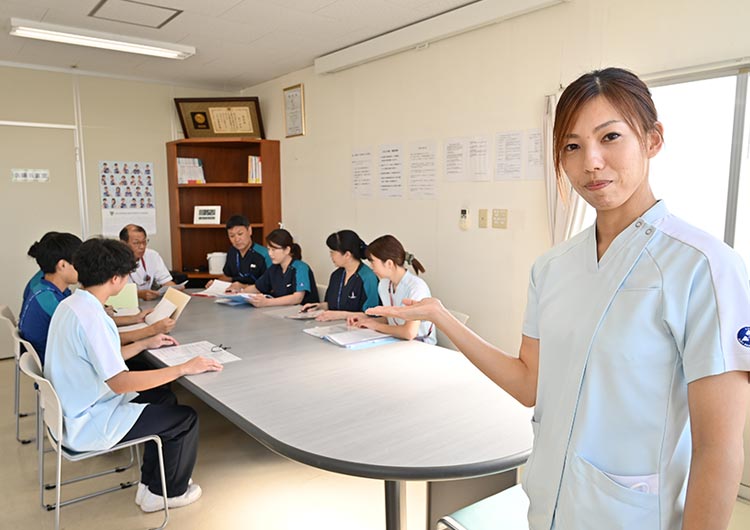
[492,208,508,229]
[478,209,488,228]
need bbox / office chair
[19,351,170,530]
[0,312,35,443]
[436,309,469,351]
[436,484,529,530]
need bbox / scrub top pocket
[555,453,659,530]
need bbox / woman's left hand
[246,294,270,307]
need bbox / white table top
[160,295,533,481]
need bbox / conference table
[152,294,533,530]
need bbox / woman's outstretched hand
[365,297,444,322]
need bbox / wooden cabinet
[166,137,281,279]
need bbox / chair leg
[44,446,137,490]
[55,448,62,530]
[38,393,46,509]
[15,359,33,444]
[150,439,169,530]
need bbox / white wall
[0,66,232,316]
[242,0,750,351]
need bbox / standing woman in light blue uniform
[350,235,436,345]
[300,229,379,321]
[368,68,750,530]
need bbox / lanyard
[130,257,151,287]
[336,270,346,309]
[236,249,258,281]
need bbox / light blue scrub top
[378,270,436,345]
[521,201,750,530]
[45,289,145,451]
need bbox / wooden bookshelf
[166,137,281,278]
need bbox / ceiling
[0,0,478,91]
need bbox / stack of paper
[303,324,398,349]
[194,280,232,297]
[148,340,240,367]
[119,287,191,331]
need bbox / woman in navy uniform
[242,229,319,307]
[300,229,379,321]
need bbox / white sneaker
[139,483,202,513]
[135,483,147,505]
[135,478,192,505]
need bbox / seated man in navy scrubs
[212,214,271,292]
[241,228,319,307]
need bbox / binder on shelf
[248,155,262,183]
[177,157,205,184]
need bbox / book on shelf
[177,157,205,184]
[248,155,262,183]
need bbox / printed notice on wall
[525,129,544,180]
[468,136,491,181]
[99,160,156,236]
[444,138,467,181]
[408,141,436,199]
[494,131,522,180]
[351,149,373,198]
[378,144,403,198]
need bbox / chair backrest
[316,283,328,302]
[0,305,17,326]
[0,314,20,360]
[436,309,470,351]
[19,352,63,450]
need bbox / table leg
[385,480,406,530]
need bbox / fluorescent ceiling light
[315,0,563,74]
[9,18,195,60]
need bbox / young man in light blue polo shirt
[45,238,223,512]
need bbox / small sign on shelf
[194,205,221,224]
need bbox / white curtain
[544,93,588,245]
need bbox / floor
[1,356,749,530]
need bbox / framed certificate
[175,97,265,139]
[283,84,306,138]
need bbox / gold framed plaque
[283,84,306,138]
[175,97,265,139]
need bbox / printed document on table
[194,280,232,297]
[148,340,240,366]
[157,281,188,295]
[303,324,398,348]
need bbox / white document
[444,138,467,181]
[525,128,544,180]
[195,280,232,297]
[145,299,177,325]
[148,340,240,367]
[303,324,397,349]
[158,281,188,295]
[378,144,403,198]
[351,149,373,199]
[408,140,437,199]
[494,131,523,180]
[468,136,491,181]
[118,322,147,332]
